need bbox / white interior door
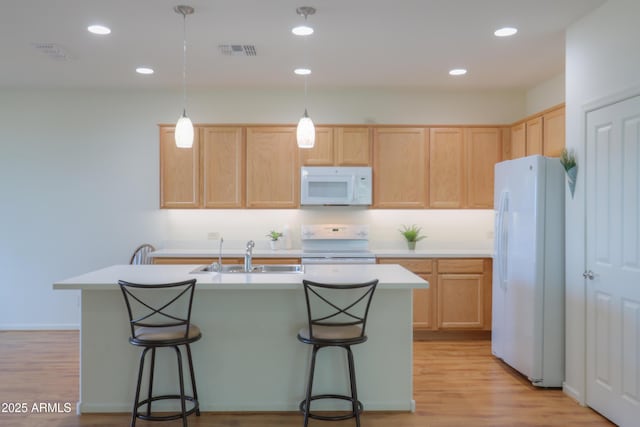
[586,94,640,426]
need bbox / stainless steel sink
[190,264,304,274]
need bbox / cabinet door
[414,274,435,330]
[543,106,565,157]
[159,126,200,208]
[465,128,502,208]
[510,123,526,159]
[336,127,371,165]
[525,116,543,156]
[300,127,334,166]
[378,258,434,329]
[373,128,428,208]
[201,127,245,208]
[246,127,299,208]
[429,128,465,208]
[437,273,485,329]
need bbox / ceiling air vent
[218,44,256,57]
[31,43,72,61]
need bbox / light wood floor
[0,331,613,427]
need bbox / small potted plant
[266,230,283,250]
[560,148,577,198]
[399,224,426,250]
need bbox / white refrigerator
[491,155,565,387]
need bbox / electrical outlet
[207,232,220,240]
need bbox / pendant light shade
[297,109,315,148]
[175,111,194,148]
[174,5,194,148]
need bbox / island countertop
[53,263,429,291]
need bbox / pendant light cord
[181,11,188,116]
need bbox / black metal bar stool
[118,279,201,427]
[298,278,378,427]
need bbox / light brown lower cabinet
[378,257,492,331]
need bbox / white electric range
[300,224,376,265]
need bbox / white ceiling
[1,0,605,90]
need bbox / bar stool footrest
[135,394,199,422]
[299,394,363,421]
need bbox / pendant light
[174,5,194,148]
[294,6,316,149]
[296,76,315,148]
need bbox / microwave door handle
[349,176,356,202]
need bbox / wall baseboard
[0,323,79,331]
[562,382,584,406]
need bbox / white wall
[564,0,640,404]
[526,73,565,115]
[163,208,495,251]
[0,87,519,329]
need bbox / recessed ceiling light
[449,68,467,76]
[494,27,518,37]
[292,25,314,36]
[136,67,154,75]
[294,68,312,75]
[87,25,111,35]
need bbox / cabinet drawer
[378,258,433,273]
[436,259,484,274]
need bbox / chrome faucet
[210,236,224,272]
[244,240,255,272]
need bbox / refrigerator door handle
[496,191,509,290]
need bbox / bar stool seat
[118,279,201,427]
[298,279,378,427]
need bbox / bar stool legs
[130,344,200,427]
[300,344,364,427]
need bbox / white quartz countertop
[53,264,428,291]
[149,248,493,259]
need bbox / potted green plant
[399,224,426,250]
[266,230,283,250]
[560,148,577,198]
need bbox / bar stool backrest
[118,279,197,342]
[301,279,378,340]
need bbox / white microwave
[300,166,372,206]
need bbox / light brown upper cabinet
[299,127,334,165]
[160,126,201,208]
[300,127,371,166]
[510,105,565,160]
[373,128,428,208]
[510,122,526,159]
[429,127,501,209]
[246,127,299,208]
[429,128,466,208]
[525,116,543,156]
[335,127,371,165]
[542,106,565,157]
[466,128,502,208]
[201,127,245,208]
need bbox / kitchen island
[53,263,427,414]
